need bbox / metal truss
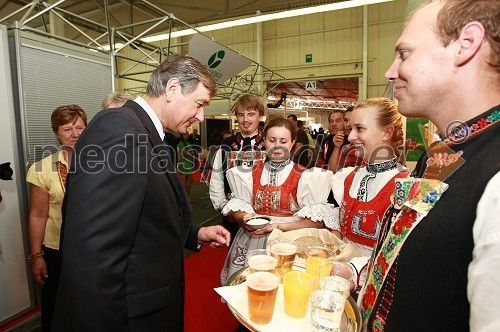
[1,0,283,99]
[2,0,113,52]
[268,96,354,111]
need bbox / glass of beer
[246,269,281,325]
[246,249,278,272]
[270,241,297,268]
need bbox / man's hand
[198,225,231,248]
[333,131,345,148]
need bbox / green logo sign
[208,50,225,69]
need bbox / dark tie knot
[241,135,256,149]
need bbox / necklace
[357,157,398,202]
[267,160,290,186]
[365,157,398,174]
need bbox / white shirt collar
[134,96,165,141]
[241,130,259,138]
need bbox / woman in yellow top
[26,104,87,331]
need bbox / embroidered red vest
[340,169,409,248]
[252,162,305,217]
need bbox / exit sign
[305,54,312,63]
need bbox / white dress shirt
[209,134,258,210]
[469,171,500,331]
[134,96,164,140]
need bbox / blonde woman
[328,98,408,258]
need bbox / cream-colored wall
[366,0,406,97]
[116,0,415,104]
[208,0,407,98]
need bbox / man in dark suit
[53,54,230,331]
[188,128,201,147]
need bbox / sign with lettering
[305,81,317,91]
[189,34,251,84]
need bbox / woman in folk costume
[328,98,409,258]
[220,117,334,285]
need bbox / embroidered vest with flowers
[252,161,305,217]
[360,106,499,331]
[221,131,265,196]
[340,169,409,248]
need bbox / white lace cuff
[295,203,338,225]
[221,197,255,216]
[319,206,340,230]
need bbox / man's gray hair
[146,53,217,98]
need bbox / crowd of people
[23,0,498,331]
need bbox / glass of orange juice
[282,264,314,318]
[305,246,334,290]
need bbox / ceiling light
[141,0,394,43]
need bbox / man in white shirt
[359,1,500,331]
[209,94,265,243]
[53,54,230,331]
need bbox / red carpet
[0,307,40,331]
[184,246,240,332]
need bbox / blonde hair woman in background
[101,91,135,109]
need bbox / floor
[4,181,222,331]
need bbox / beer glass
[246,249,278,272]
[246,269,281,325]
[270,240,297,268]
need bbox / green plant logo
[208,50,225,69]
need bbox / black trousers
[41,246,61,332]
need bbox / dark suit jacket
[53,100,199,331]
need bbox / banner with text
[189,34,251,84]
